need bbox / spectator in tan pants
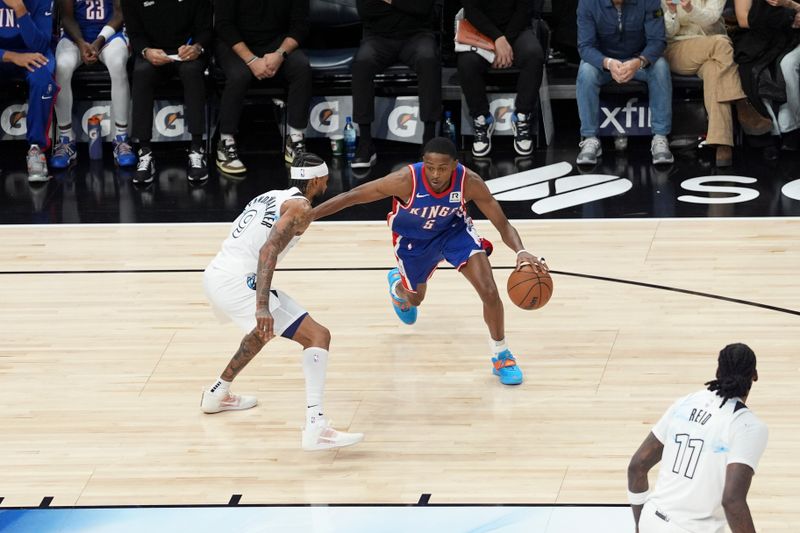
[662,0,772,166]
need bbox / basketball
[507,264,553,310]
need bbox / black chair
[305,0,362,83]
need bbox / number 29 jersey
[648,389,768,533]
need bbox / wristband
[141,47,149,59]
[246,55,258,65]
[99,25,115,41]
[515,249,529,256]
[627,489,650,506]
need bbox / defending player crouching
[201,153,363,451]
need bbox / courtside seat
[305,0,432,95]
[305,0,361,90]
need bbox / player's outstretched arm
[627,432,663,530]
[253,200,312,340]
[464,169,547,272]
[312,167,413,220]
[722,463,757,533]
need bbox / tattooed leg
[220,330,267,382]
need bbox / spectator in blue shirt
[575,0,673,166]
[0,0,57,182]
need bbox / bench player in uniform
[628,343,768,533]
[0,0,57,182]
[312,137,547,386]
[52,0,136,169]
[201,153,364,452]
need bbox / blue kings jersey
[388,162,469,240]
[74,0,113,42]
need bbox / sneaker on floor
[27,144,50,182]
[188,147,208,182]
[51,136,77,169]
[511,112,533,156]
[491,349,523,385]
[216,138,247,175]
[576,137,602,166]
[113,135,137,167]
[387,268,417,325]
[201,389,258,413]
[471,114,495,157]
[351,140,376,168]
[133,148,155,184]
[284,134,306,165]
[302,418,364,451]
[651,135,674,165]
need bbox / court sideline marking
[0,267,797,317]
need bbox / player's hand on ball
[255,308,275,341]
[516,252,547,272]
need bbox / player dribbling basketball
[313,137,548,385]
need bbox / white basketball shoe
[200,388,258,413]
[302,418,364,451]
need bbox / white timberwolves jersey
[648,389,768,533]
[211,187,308,275]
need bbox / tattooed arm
[254,199,313,340]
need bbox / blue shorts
[392,222,484,292]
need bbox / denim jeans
[576,58,673,137]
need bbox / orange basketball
[507,265,553,310]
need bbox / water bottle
[614,133,628,152]
[88,115,103,160]
[343,116,356,160]
[443,111,457,145]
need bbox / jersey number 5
[672,433,704,479]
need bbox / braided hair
[705,343,757,407]
[289,152,327,194]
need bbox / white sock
[209,378,231,396]
[221,133,234,144]
[115,123,128,138]
[303,347,328,426]
[489,338,508,356]
[58,126,74,142]
[289,127,304,143]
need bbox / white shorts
[203,264,308,337]
[639,502,697,533]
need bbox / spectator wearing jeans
[457,0,546,157]
[351,0,441,169]
[576,0,673,166]
[122,0,213,184]
[662,0,772,167]
[214,0,312,174]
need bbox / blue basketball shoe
[387,268,417,325]
[492,350,523,385]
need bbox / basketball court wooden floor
[0,218,798,531]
